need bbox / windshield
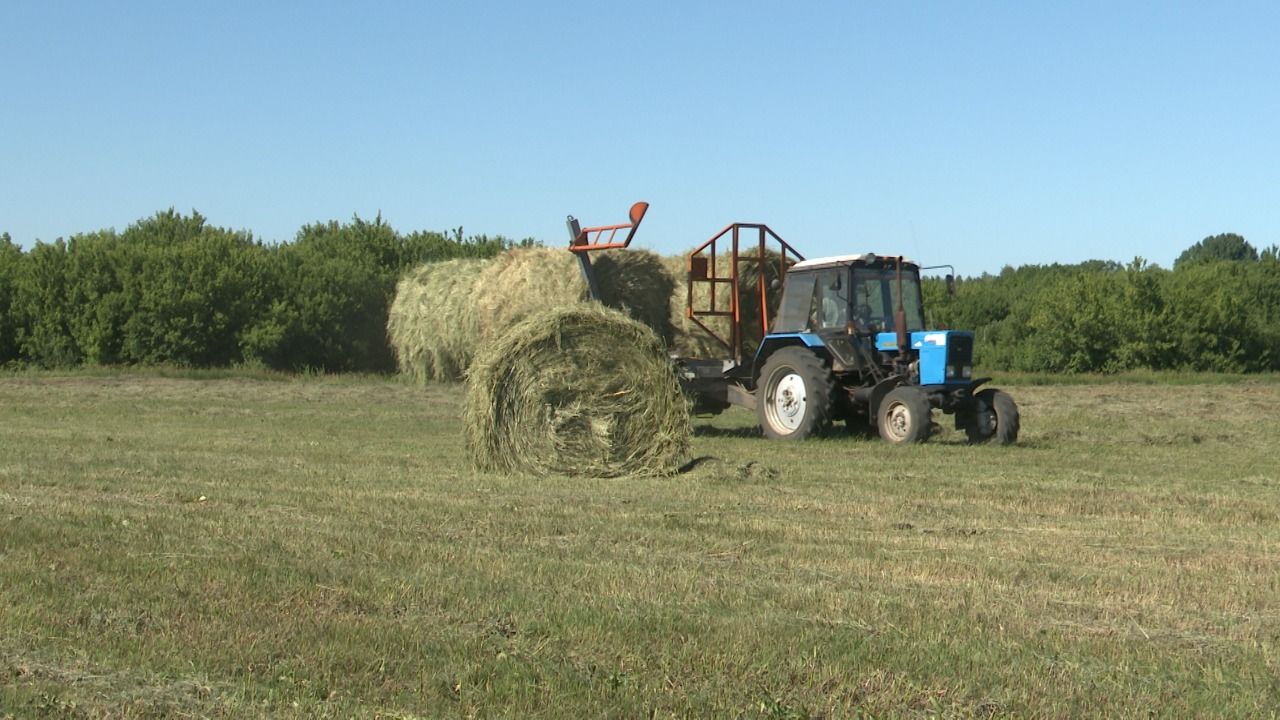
[851,266,925,332]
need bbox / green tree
[1162,261,1280,371]
[13,240,80,367]
[244,216,524,372]
[118,213,273,366]
[6,210,529,372]
[0,233,24,364]
[1111,258,1175,370]
[1175,233,1258,267]
[63,229,132,364]
[16,210,277,368]
[243,216,401,372]
[1022,270,1129,372]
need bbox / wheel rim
[766,371,807,432]
[975,397,997,438]
[883,401,912,442]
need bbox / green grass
[2,373,1279,718]
[991,368,1280,386]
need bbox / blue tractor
[568,204,1019,444]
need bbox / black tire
[756,347,835,440]
[877,386,932,444]
[964,389,1020,444]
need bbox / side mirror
[945,274,956,296]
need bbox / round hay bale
[464,304,690,477]
[470,247,675,344]
[594,250,676,347]
[469,248,584,341]
[387,258,488,382]
[389,247,676,384]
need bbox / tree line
[923,234,1280,373]
[0,210,524,372]
[1,215,1277,374]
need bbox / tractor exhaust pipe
[895,256,908,356]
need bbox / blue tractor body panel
[874,330,974,385]
[760,332,825,351]
[753,330,975,386]
[752,333,825,376]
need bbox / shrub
[0,233,24,364]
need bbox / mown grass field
[2,371,1279,718]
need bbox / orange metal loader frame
[567,201,649,251]
[565,201,650,301]
[687,224,804,365]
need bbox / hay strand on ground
[464,304,690,477]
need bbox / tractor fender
[752,334,828,385]
[866,376,906,427]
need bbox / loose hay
[464,304,690,477]
[389,248,675,383]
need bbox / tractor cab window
[811,269,848,330]
[851,266,925,332]
[773,272,814,333]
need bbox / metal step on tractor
[566,202,1019,444]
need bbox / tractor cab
[772,254,925,338]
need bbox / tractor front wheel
[878,386,932,444]
[756,347,835,440]
[964,389,1020,444]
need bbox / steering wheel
[853,304,874,330]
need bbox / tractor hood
[875,330,975,385]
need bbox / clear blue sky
[2,1,1277,274]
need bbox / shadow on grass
[678,455,779,481]
[691,425,762,438]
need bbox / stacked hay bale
[387,259,487,382]
[467,248,581,342]
[594,251,676,347]
[388,248,674,382]
[464,304,689,477]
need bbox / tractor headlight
[962,365,972,379]
[946,365,957,379]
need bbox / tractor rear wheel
[878,386,932,444]
[965,389,1020,444]
[756,347,835,440]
